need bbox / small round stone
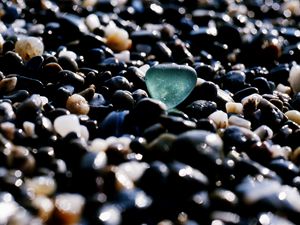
[54,193,85,225]
[288,64,300,94]
[53,114,81,137]
[0,77,17,93]
[105,22,132,52]
[15,36,44,61]
[225,102,243,114]
[208,110,229,129]
[285,110,300,125]
[228,115,251,129]
[66,94,90,115]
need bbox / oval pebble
[53,114,81,137]
[288,64,300,94]
[225,102,243,114]
[66,94,90,115]
[285,110,300,125]
[208,110,229,129]
[15,36,44,61]
[228,115,251,129]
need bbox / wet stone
[171,130,223,178]
[1,1,300,224]
[183,100,217,121]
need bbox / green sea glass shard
[145,64,197,109]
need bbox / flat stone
[145,63,197,109]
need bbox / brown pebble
[0,77,17,93]
[66,94,90,115]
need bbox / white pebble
[12,19,26,28]
[228,115,251,129]
[254,125,273,140]
[0,194,18,225]
[40,96,49,106]
[58,50,77,61]
[105,136,119,145]
[54,114,81,137]
[80,125,89,141]
[85,14,101,31]
[89,138,108,152]
[117,136,132,149]
[139,64,150,74]
[115,170,134,190]
[276,83,292,95]
[118,161,149,182]
[25,176,57,196]
[226,102,243,114]
[285,110,300,125]
[288,64,300,93]
[208,110,228,129]
[66,94,90,115]
[15,36,44,61]
[114,50,130,62]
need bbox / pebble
[14,36,44,61]
[53,193,85,225]
[254,125,274,141]
[145,63,197,109]
[225,102,243,114]
[0,192,18,224]
[66,94,90,115]
[25,176,57,196]
[208,110,229,129]
[104,22,132,52]
[85,14,101,32]
[285,110,300,126]
[0,1,300,224]
[31,196,54,222]
[53,114,81,138]
[288,64,300,94]
[0,77,17,93]
[228,115,251,129]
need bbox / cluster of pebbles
[1,0,300,224]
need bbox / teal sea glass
[145,64,197,109]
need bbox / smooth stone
[145,64,197,109]
[285,110,300,125]
[15,36,44,61]
[289,64,300,93]
[170,130,223,177]
[183,100,217,120]
[237,176,300,216]
[53,114,81,138]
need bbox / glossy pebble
[145,64,197,109]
